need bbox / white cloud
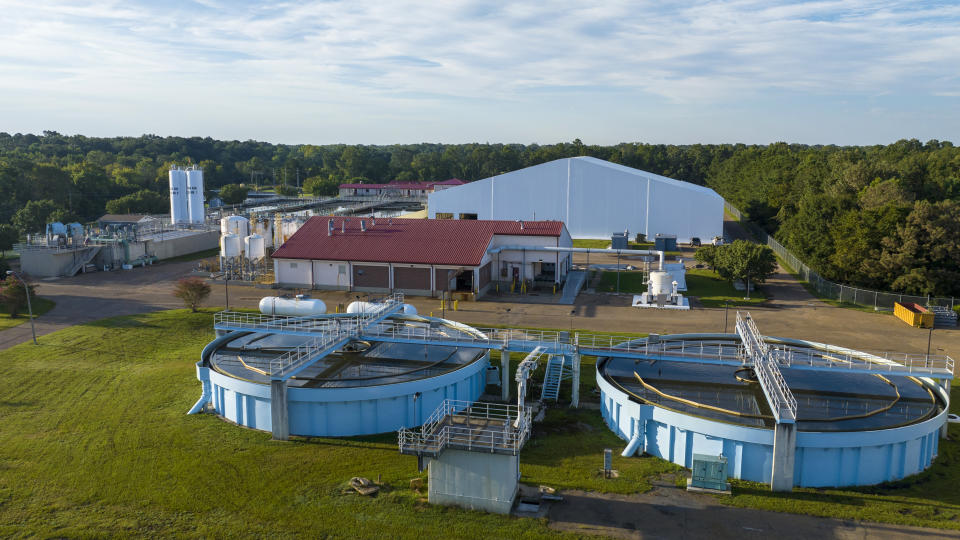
[0,0,957,143]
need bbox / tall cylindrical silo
[244,234,266,260]
[186,167,205,224]
[168,168,188,224]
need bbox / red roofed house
[338,178,465,198]
[271,216,572,298]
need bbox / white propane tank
[649,271,673,296]
[259,296,327,317]
[244,234,266,260]
[346,301,417,315]
[220,233,242,258]
[346,301,379,314]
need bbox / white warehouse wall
[428,157,724,241]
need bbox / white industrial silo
[222,215,250,237]
[168,167,189,224]
[220,233,242,259]
[244,234,266,260]
[186,166,205,224]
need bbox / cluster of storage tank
[220,215,266,261]
[257,296,417,317]
[169,166,205,225]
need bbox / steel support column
[501,351,510,401]
[271,379,290,441]
[570,353,581,408]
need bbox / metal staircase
[540,355,566,401]
[66,246,101,276]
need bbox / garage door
[353,265,389,288]
[393,266,430,290]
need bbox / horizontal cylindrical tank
[221,215,250,237]
[649,271,672,296]
[220,233,242,258]
[259,296,327,316]
[346,301,417,315]
[244,234,266,260]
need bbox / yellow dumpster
[894,302,934,328]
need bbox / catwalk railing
[398,400,531,457]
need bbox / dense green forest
[0,132,957,296]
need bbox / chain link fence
[723,202,956,311]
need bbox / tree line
[0,132,957,295]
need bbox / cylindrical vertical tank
[244,234,266,260]
[168,168,189,224]
[186,167,205,224]
[222,215,249,238]
[220,233,242,258]
[649,271,672,295]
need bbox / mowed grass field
[0,297,55,330]
[2,310,960,536]
[0,310,670,538]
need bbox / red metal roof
[272,217,564,266]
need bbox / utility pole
[6,270,37,345]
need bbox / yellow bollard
[453,300,458,311]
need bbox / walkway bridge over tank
[213,302,954,446]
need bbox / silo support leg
[501,352,510,402]
[271,379,290,441]
[770,422,796,492]
[570,354,581,408]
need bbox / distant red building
[338,178,464,198]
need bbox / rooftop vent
[328,219,334,236]
[360,219,367,232]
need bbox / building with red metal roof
[272,216,571,297]
[338,178,465,198]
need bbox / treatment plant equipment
[598,312,954,490]
[191,302,952,495]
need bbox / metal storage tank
[244,234,266,260]
[221,215,249,238]
[598,333,951,488]
[191,312,489,437]
[648,271,673,296]
[259,296,326,316]
[168,167,189,224]
[220,233,242,258]
[186,167,205,224]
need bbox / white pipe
[488,245,665,270]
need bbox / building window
[459,213,478,220]
[435,213,454,219]
[289,262,298,269]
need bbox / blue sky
[0,0,957,145]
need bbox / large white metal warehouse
[427,157,724,241]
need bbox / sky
[0,0,958,146]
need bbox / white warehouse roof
[427,157,724,241]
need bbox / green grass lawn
[0,297,55,330]
[685,269,766,307]
[3,310,959,535]
[597,270,646,293]
[0,310,639,538]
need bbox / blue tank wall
[598,367,948,488]
[197,352,488,437]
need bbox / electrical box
[688,453,730,492]
[611,232,628,250]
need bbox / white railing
[269,329,348,378]
[771,346,954,376]
[736,311,797,422]
[398,400,531,456]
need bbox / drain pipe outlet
[621,418,644,457]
